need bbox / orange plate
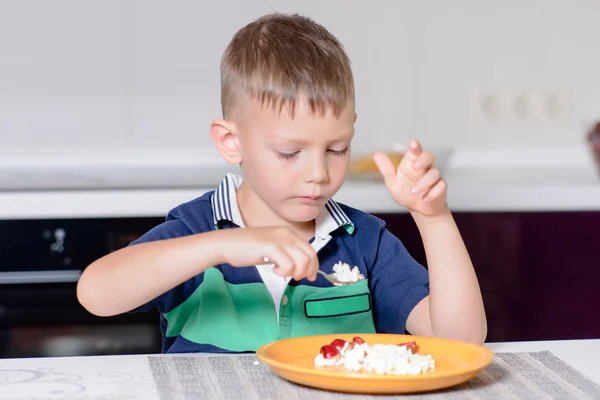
[256,333,494,394]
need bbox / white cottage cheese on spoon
[331,261,365,283]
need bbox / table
[1,339,599,399]
[487,338,600,383]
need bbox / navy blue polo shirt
[129,173,430,353]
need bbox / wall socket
[471,87,573,128]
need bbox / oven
[0,217,166,358]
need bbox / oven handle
[0,270,82,284]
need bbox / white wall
[1,0,598,157]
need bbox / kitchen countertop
[1,146,599,219]
[0,339,598,399]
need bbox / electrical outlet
[504,88,539,127]
[470,87,573,128]
[471,88,504,127]
[538,89,573,125]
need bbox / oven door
[0,217,164,358]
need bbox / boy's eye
[277,151,299,160]
[329,147,349,156]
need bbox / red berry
[397,341,418,353]
[330,339,347,350]
[352,336,365,345]
[319,344,339,359]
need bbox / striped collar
[210,173,354,235]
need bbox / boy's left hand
[373,140,448,217]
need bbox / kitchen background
[0,0,599,358]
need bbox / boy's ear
[354,112,357,123]
[210,119,242,165]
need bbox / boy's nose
[305,158,329,184]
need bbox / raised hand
[373,140,448,217]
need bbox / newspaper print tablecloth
[147,351,600,400]
[1,351,599,399]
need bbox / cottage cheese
[331,261,365,283]
[314,341,435,375]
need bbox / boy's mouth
[297,195,323,203]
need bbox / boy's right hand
[215,227,319,281]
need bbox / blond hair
[220,13,354,119]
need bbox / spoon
[316,269,356,286]
[259,257,358,286]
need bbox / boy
[77,13,486,354]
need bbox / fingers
[264,244,295,277]
[373,152,397,190]
[296,242,319,281]
[399,150,433,182]
[266,229,319,282]
[423,178,447,202]
[272,245,301,280]
[274,243,318,281]
[411,168,441,195]
[406,140,423,159]
[411,151,434,172]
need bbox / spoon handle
[317,270,348,286]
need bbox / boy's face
[232,98,355,223]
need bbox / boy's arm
[77,222,320,318]
[374,140,487,344]
[405,206,487,344]
[77,227,224,317]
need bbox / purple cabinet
[377,212,600,342]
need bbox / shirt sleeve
[369,227,430,334]
[127,218,194,313]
